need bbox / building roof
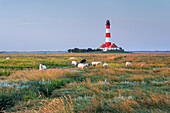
[109,42,118,48]
[98,43,105,49]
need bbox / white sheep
[92,61,102,66]
[69,57,75,59]
[6,57,10,60]
[78,63,88,69]
[125,62,131,66]
[103,63,108,67]
[72,61,77,66]
[39,64,47,70]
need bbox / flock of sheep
[72,60,131,69]
[5,57,132,70]
[39,57,132,70]
[72,60,109,69]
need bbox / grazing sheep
[103,63,108,67]
[39,64,47,70]
[80,59,86,63]
[72,61,77,66]
[69,57,75,59]
[125,62,131,66]
[78,63,88,69]
[92,61,102,66]
[6,57,10,60]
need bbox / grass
[0,53,169,112]
[0,69,12,76]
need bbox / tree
[87,48,93,51]
[68,49,71,53]
[73,48,79,52]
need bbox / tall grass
[26,86,169,112]
[9,68,81,81]
[0,69,12,76]
[0,53,169,112]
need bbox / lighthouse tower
[105,20,111,50]
[98,20,120,51]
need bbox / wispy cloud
[20,22,33,25]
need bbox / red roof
[109,43,118,48]
[98,43,105,49]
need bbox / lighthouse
[105,20,111,50]
[99,20,119,51]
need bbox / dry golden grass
[0,53,169,112]
[20,95,74,113]
[129,75,144,81]
[30,89,169,113]
[9,68,80,81]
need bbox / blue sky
[0,0,170,51]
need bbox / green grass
[0,69,12,76]
[0,53,169,112]
[37,78,74,97]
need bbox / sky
[0,0,170,51]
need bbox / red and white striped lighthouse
[105,20,111,50]
[98,20,120,51]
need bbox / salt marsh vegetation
[0,53,169,112]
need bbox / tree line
[68,48,102,53]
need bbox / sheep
[103,63,108,67]
[69,57,75,59]
[6,57,10,60]
[72,61,77,66]
[92,61,102,66]
[39,64,47,70]
[39,65,42,70]
[78,63,85,69]
[80,59,86,63]
[125,62,131,66]
[78,63,88,69]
